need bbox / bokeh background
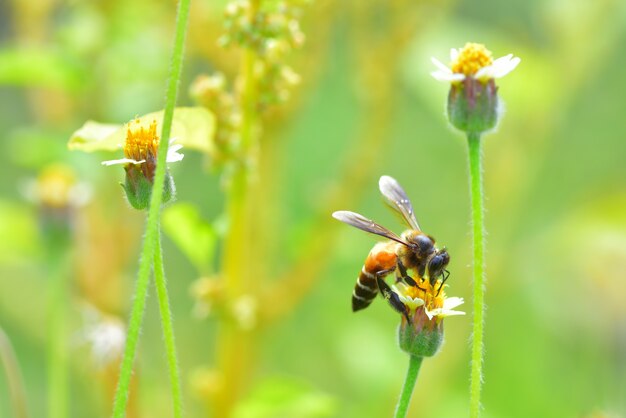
[1,0,625,417]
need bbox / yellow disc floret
[123,119,159,162]
[405,280,445,312]
[451,43,493,76]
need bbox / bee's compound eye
[428,253,448,277]
[415,235,434,253]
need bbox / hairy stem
[153,231,183,418]
[467,132,485,418]
[394,355,423,418]
[0,327,29,418]
[111,0,191,415]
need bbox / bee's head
[427,248,450,284]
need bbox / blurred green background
[1,0,625,417]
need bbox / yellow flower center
[450,43,493,76]
[36,164,77,208]
[405,280,445,311]
[123,119,159,162]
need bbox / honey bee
[332,176,450,320]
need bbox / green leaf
[67,107,215,154]
[233,377,337,418]
[161,203,217,272]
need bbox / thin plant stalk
[467,132,485,418]
[48,274,68,418]
[47,247,71,418]
[111,0,191,415]
[214,1,261,416]
[394,355,423,418]
[0,326,29,418]
[153,230,182,418]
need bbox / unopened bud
[398,310,444,358]
[122,165,175,210]
[447,78,499,134]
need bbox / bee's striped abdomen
[352,242,397,312]
[352,267,378,311]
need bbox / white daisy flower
[431,43,520,83]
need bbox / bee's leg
[376,276,410,323]
[397,259,425,291]
[436,269,450,297]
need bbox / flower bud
[447,78,498,134]
[122,165,176,211]
[398,309,444,357]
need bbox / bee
[332,176,450,320]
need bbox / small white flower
[425,296,465,320]
[76,306,126,367]
[431,43,520,83]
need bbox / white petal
[492,54,514,67]
[443,296,465,310]
[437,309,466,317]
[431,57,452,73]
[474,64,495,80]
[431,71,466,82]
[168,143,183,153]
[450,48,458,62]
[492,56,520,78]
[425,308,435,320]
[166,148,184,163]
[475,55,520,80]
[101,158,144,166]
[426,307,465,319]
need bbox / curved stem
[153,231,182,418]
[111,0,191,415]
[0,326,29,418]
[467,132,485,418]
[394,355,423,418]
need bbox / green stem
[153,231,182,418]
[467,132,485,418]
[394,355,423,418]
[48,278,67,418]
[111,0,191,415]
[48,250,70,418]
[214,2,261,417]
[0,326,29,418]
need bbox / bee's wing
[332,210,409,246]
[379,175,420,230]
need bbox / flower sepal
[398,309,444,358]
[122,165,176,210]
[448,78,498,134]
